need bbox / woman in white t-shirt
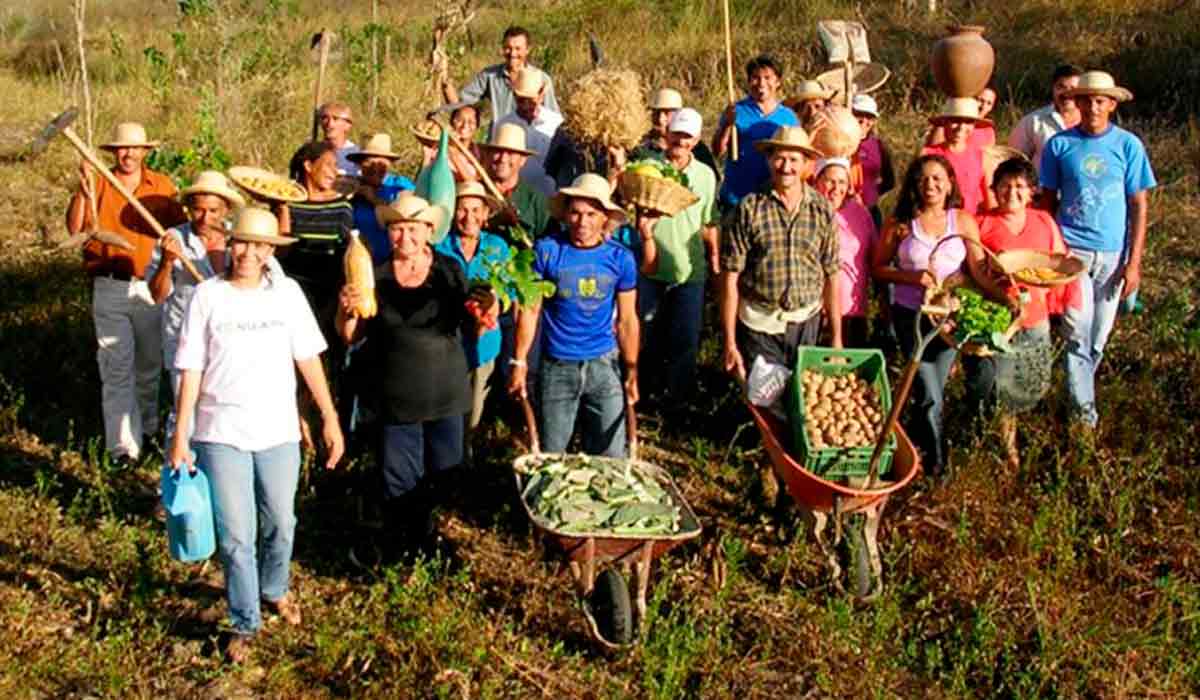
[168,208,344,664]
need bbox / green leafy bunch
[953,287,1013,348]
[625,159,690,189]
[480,246,556,312]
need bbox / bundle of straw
[561,68,650,151]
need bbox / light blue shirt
[1040,124,1156,252]
[434,230,510,368]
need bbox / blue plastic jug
[161,465,216,562]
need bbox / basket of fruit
[228,165,308,203]
[785,347,896,479]
[618,160,698,217]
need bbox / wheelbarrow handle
[626,399,638,462]
[519,393,540,455]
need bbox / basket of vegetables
[925,274,1021,356]
[785,348,896,479]
[618,160,699,217]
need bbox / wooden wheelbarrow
[512,397,702,648]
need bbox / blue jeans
[893,307,957,473]
[539,350,627,457]
[637,278,704,399]
[1062,249,1124,426]
[379,416,463,499]
[195,441,301,636]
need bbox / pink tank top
[893,210,966,310]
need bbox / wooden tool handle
[519,393,540,455]
[722,0,738,162]
[62,126,204,283]
[626,399,639,462]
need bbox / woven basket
[618,173,698,217]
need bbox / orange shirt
[977,208,1063,328]
[79,168,186,278]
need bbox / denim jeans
[379,416,464,499]
[195,441,301,636]
[1062,249,1124,426]
[893,306,957,473]
[539,350,627,457]
[637,278,704,399]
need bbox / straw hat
[100,122,161,151]
[455,180,503,213]
[549,173,625,220]
[477,122,535,156]
[376,192,444,230]
[929,97,994,127]
[348,133,402,162]
[228,207,294,246]
[1066,70,1133,102]
[511,68,546,99]
[754,126,823,159]
[411,119,444,146]
[180,170,245,209]
[792,80,835,102]
[648,88,684,111]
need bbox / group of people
[63,22,1155,661]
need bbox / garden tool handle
[62,126,204,283]
[626,399,638,462]
[518,393,540,455]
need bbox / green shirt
[489,181,550,247]
[648,155,719,284]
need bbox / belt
[92,270,135,282]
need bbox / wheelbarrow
[512,396,703,648]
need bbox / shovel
[309,30,339,142]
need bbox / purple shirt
[893,210,965,310]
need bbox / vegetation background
[0,0,1198,696]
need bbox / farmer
[479,123,550,244]
[1039,70,1155,430]
[336,194,492,561]
[921,98,993,215]
[433,181,508,437]
[850,94,896,230]
[812,157,877,348]
[413,116,480,183]
[783,79,834,131]
[65,121,187,464]
[169,207,344,664]
[494,68,564,197]
[926,84,998,148]
[508,174,658,457]
[347,133,414,263]
[444,25,560,136]
[638,108,719,402]
[712,54,800,210]
[634,88,720,176]
[1009,64,1083,169]
[720,125,842,380]
[316,102,359,177]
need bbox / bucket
[161,465,216,563]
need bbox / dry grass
[0,0,1198,697]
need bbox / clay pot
[809,105,863,159]
[930,25,995,98]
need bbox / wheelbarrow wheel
[590,568,634,645]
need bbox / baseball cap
[667,108,703,137]
[851,94,879,117]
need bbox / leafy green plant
[480,246,555,312]
[145,88,231,188]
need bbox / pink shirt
[922,143,987,216]
[969,123,996,149]
[855,135,884,208]
[835,200,877,317]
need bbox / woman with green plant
[336,193,494,563]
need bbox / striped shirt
[281,197,354,297]
[720,185,839,311]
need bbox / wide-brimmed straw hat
[455,180,503,212]
[929,97,994,127]
[100,122,161,151]
[477,122,536,156]
[792,80,835,102]
[648,88,684,111]
[348,133,402,162]
[754,125,823,159]
[549,173,625,220]
[181,170,245,208]
[376,192,444,230]
[511,68,546,99]
[1066,70,1133,102]
[229,207,294,246]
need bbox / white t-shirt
[174,274,327,451]
[496,108,563,197]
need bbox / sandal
[226,634,253,664]
[268,594,302,626]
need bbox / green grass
[0,0,1198,696]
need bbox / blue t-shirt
[353,174,416,263]
[718,97,799,208]
[1039,125,1156,252]
[533,234,637,361]
[434,230,509,368]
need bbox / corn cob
[343,230,377,318]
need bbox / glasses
[322,114,352,124]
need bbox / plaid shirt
[720,184,839,311]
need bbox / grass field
[1,0,1199,697]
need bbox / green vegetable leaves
[482,246,557,312]
[519,455,682,535]
[953,287,1013,350]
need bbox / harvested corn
[342,230,377,318]
[1014,266,1069,284]
[519,455,682,535]
[228,166,307,202]
[800,370,885,449]
[561,68,651,151]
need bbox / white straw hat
[792,80,835,101]
[754,125,823,159]
[550,173,625,220]
[229,208,294,246]
[100,122,161,150]
[477,122,536,156]
[1066,70,1133,102]
[929,97,993,127]
[348,133,402,162]
[455,180,503,213]
[511,68,546,99]
[376,192,444,229]
[181,170,245,209]
[649,88,684,111]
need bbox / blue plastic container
[161,465,216,562]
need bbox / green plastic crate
[784,346,896,480]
